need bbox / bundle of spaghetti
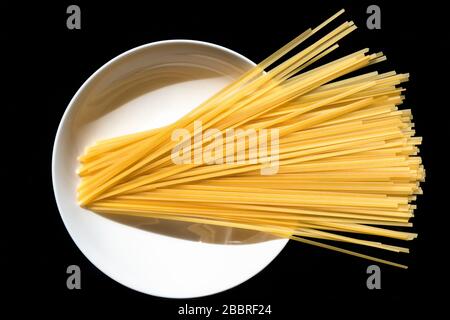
[76,9,424,268]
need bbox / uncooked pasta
[77,9,424,268]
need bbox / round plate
[52,40,288,298]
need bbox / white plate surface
[52,40,288,298]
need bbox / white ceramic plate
[52,40,288,298]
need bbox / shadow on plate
[73,64,219,127]
[98,212,282,245]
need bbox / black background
[4,0,448,317]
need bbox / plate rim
[51,39,289,298]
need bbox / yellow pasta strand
[76,9,423,268]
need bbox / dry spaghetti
[77,9,424,268]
